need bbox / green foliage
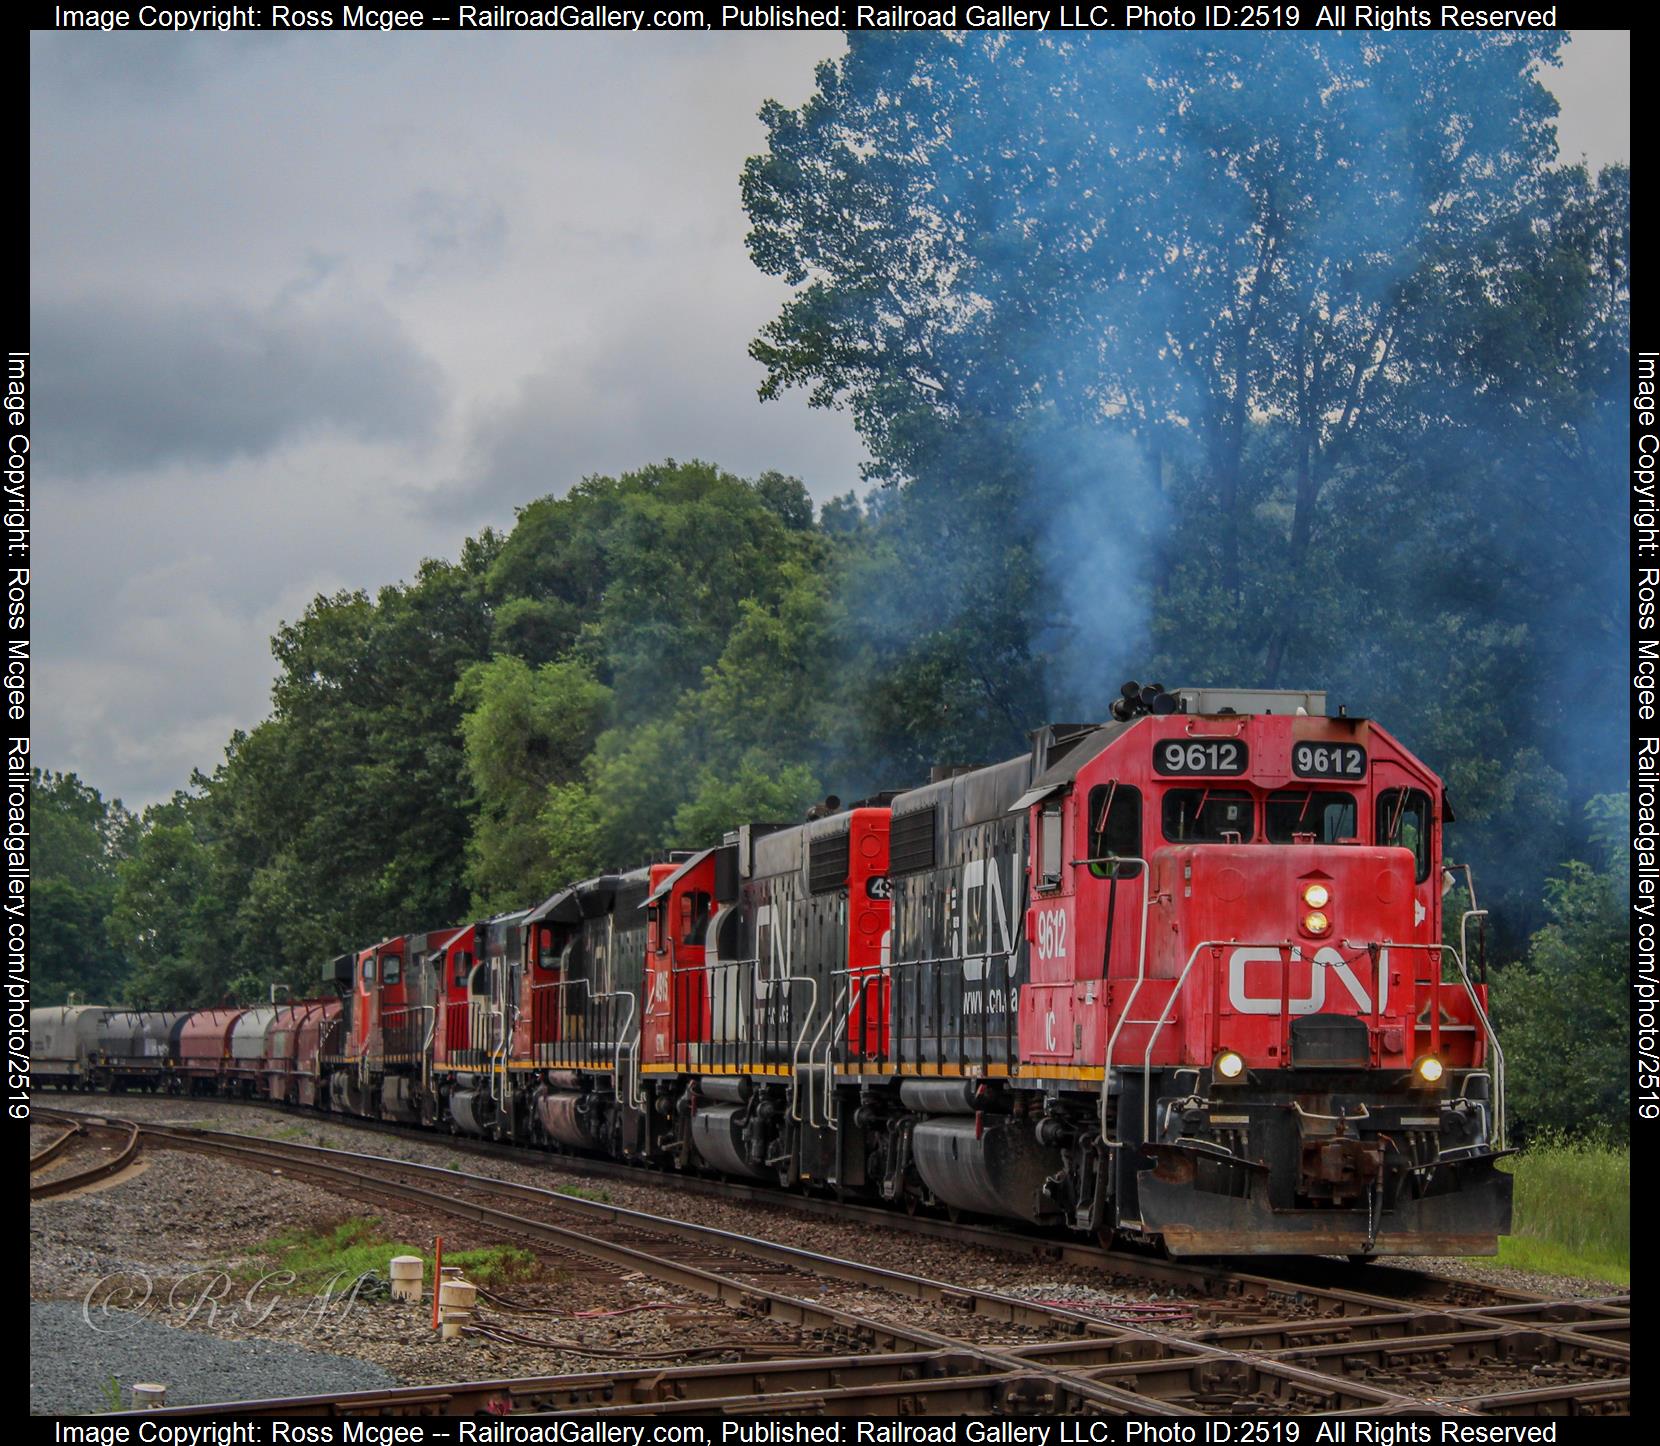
[1499,1136,1630,1284]
[672,753,821,847]
[32,881,126,1008]
[248,1217,539,1293]
[32,769,135,889]
[1492,803,1630,1143]
[457,654,610,911]
[460,461,842,909]
[107,819,217,1006]
[31,769,134,1005]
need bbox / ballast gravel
[29,1300,397,1415]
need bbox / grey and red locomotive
[32,685,1512,1259]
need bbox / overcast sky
[31,30,1630,809]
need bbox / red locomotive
[38,685,1512,1259]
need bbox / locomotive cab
[1020,694,1511,1256]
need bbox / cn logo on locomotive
[959,855,1019,981]
[1226,945,1390,1015]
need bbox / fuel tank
[535,1089,601,1150]
[690,1103,770,1178]
[448,1088,497,1136]
[911,1117,1063,1224]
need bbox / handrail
[1344,938,1505,1149]
[525,978,635,1102]
[1088,856,1151,1146]
[1137,938,1386,1138]
[1133,938,1231,1140]
[487,1000,509,1108]
[1460,907,1488,984]
[832,973,883,1134]
[1125,936,1503,1148]
[1134,937,1371,1138]
[378,1002,436,1088]
[591,989,638,1111]
[799,981,848,1129]
[772,975,819,1123]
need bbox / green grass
[1498,1136,1629,1285]
[554,1182,612,1203]
[244,1218,541,1294]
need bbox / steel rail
[38,1098,1624,1327]
[91,1110,1626,1417]
[28,1122,82,1172]
[44,1111,1213,1417]
[43,1108,1629,1418]
[28,1120,140,1199]
[98,1351,1012,1418]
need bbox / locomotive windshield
[1161,788,1254,843]
[1265,790,1357,844]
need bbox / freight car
[31,686,1512,1260]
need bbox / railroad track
[72,1090,1620,1321]
[37,1106,1630,1418]
[29,1122,83,1172]
[28,1119,140,1200]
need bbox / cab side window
[1377,788,1433,882]
[1086,784,1142,878]
[381,954,401,987]
[681,890,712,944]
[1037,803,1064,890]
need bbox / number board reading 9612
[1292,742,1366,779]
[1154,739,1249,776]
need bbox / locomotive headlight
[1303,910,1330,936]
[1302,883,1330,909]
[1414,1055,1445,1085]
[1214,1049,1246,1081]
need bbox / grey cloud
[394,189,511,288]
[426,333,871,527]
[34,293,445,475]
